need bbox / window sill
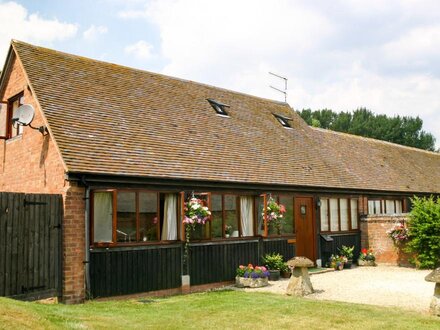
[6,135,22,144]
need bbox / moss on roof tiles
[10,40,440,193]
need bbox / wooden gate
[0,192,62,300]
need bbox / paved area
[230,266,433,313]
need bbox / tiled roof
[9,40,440,193]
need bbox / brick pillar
[62,182,86,304]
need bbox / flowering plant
[386,222,409,244]
[183,197,211,229]
[225,225,233,235]
[359,248,376,261]
[236,264,270,279]
[330,254,348,264]
[263,197,286,234]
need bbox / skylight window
[207,99,229,117]
[273,114,292,128]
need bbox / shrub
[262,253,284,270]
[405,196,440,269]
[338,245,354,259]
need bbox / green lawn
[0,290,439,329]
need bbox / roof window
[273,114,292,128]
[207,99,229,117]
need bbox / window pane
[279,195,294,234]
[386,200,395,214]
[93,192,113,243]
[320,198,329,231]
[329,198,339,231]
[368,200,374,214]
[224,195,239,237]
[340,199,349,231]
[239,196,254,237]
[0,103,7,137]
[395,200,402,213]
[117,191,136,242]
[380,200,384,214]
[139,192,158,241]
[186,193,211,240]
[268,194,279,236]
[11,98,21,138]
[351,199,358,230]
[211,194,223,238]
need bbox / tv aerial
[12,104,47,135]
[269,72,288,103]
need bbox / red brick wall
[0,52,86,303]
[360,214,412,266]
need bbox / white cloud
[83,25,108,41]
[0,1,78,61]
[124,40,153,60]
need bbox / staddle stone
[286,257,314,296]
[425,268,440,316]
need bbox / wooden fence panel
[0,192,62,300]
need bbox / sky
[0,0,439,148]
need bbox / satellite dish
[12,104,35,126]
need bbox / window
[1,92,24,139]
[91,190,178,245]
[273,114,292,128]
[0,101,7,139]
[259,194,295,236]
[207,99,229,116]
[367,198,403,215]
[320,197,359,232]
[202,193,254,239]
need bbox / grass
[0,290,439,329]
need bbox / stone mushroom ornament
[425,267,440,316]
[286,257,314,296]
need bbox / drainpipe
[81,176,91,297]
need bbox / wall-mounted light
[316,198,321,208]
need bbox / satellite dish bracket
[28,123,48,136]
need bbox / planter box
[358,259,376,266]
[235,276,269,288]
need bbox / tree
[296,108,437,151]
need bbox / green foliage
[2,292,440,329]
[406,196,440,269]
[338,245,354,259]
[262,253,284,270]
[296,108,437,151]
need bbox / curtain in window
[320,198,329,231]
[161,194,177,240]
[94,192,113,242]
[329,198,339,231]
[240,196,254,236]
[351,199,358,229]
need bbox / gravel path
[230,266,433,313]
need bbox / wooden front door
[294,197,316,262]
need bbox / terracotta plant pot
[281,270,291,278]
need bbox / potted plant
[225,225,232,238]
[358,248,376,266]
[280,262,291,278]
[329,254,347,270]
[338,245,354,269]
[264,197,287,235]
[235,264,270,288]
[386,222,409,245]
[262,253,284,281]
